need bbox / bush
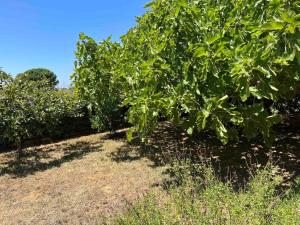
[116,164,300,225]
[0,79,84,148]
[74,0,300,145]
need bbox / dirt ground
[0,130,166,225]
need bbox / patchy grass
[116,163,300,225]
[0,130,166,225]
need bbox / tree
[0,79,82,152]
[16,68,59,88]
[74,0,300,145]
[0,69,12,89]
[72,35,125,131]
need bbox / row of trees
[0,68,84,149]
[73,0,300,145]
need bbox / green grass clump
[116,164,300,225]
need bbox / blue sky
[0,0,148,87]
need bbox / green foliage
[16,68,59,88]
[0,79,83,147]
[72,34,124,131]
[74,0,300,144]
[116,164,300,225]
[0,69,12,90]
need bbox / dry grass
[0,123,299,224]
[0,130,166,225]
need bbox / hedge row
[0,78,89,148]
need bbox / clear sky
[0,0,148,87]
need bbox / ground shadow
[109,123,300,186]
[0,140,103,178]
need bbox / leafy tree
[16,68,59,88]
[0,79,82,151]
[72,35,124,131]
[0,69,12,89]
[74,0,300,145]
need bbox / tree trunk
[16,139,23,160]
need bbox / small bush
[116,163,300,225]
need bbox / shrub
[74,0,300,145]
[116,164,300,225]
[0,79,83,148]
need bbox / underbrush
[115,162,300,225]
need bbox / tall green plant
[74,0,300,144]
[72,34,124,131]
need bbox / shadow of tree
[109,123,300,186]
[0,140,103,178]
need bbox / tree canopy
[16,68,59,88]
[73,0,300,145]
[0,69,12,89]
